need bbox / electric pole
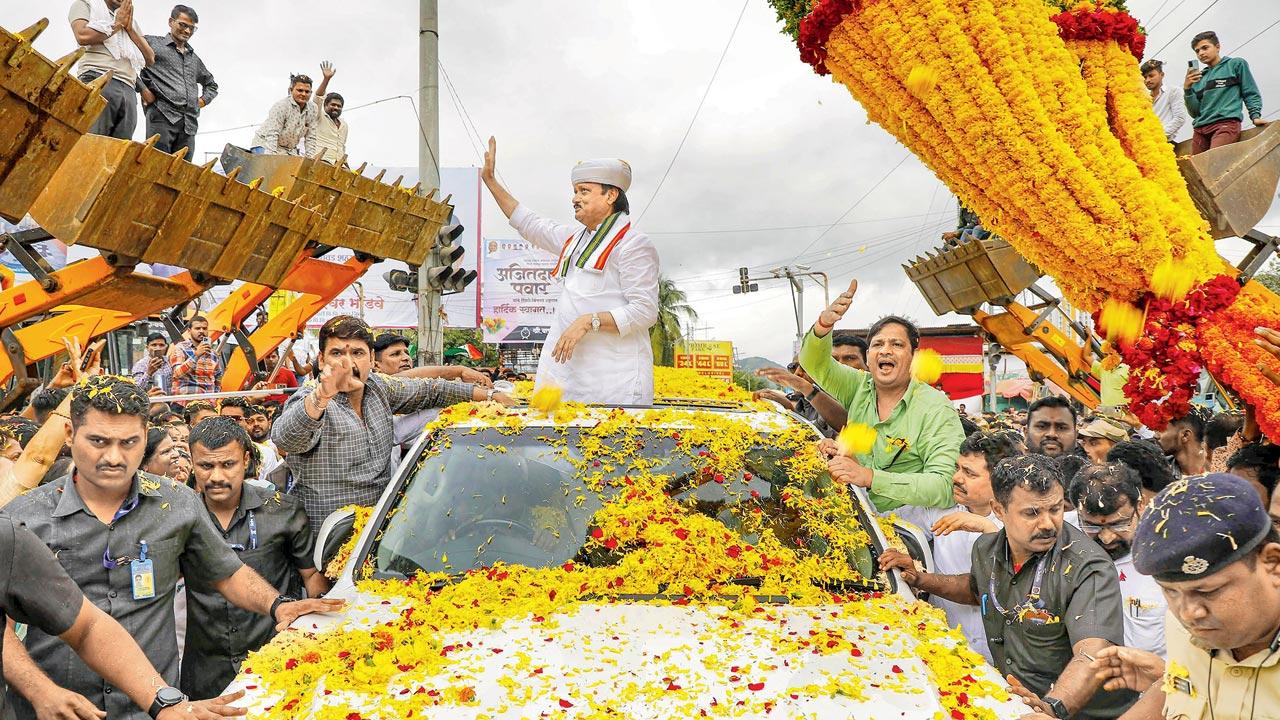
[732,266,830,344]
[417,0,443,365]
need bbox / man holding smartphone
[167,315,223,397]
[1184,30,1268,154]
[131,332,173,394]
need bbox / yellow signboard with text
[674,340,734,383]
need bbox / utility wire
[789,153,912,261]
[1148,0,1224,60]
[646,209,953,236]
[1228,17,1280,55]
[635,0,750,222]
[1144,0,1190,33]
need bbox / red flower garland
[1097,275,1240,430]
[793,0,1147,74]
[797,0,861,74]
[1050,6,1146,60]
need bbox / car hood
[230,587,1025,719]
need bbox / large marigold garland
[769,0,1280,439]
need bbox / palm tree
[650,276,698,366]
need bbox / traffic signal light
[425,213,476,294]
[384,268,418,292]
[732,266,758,294]
[384,214,476,295]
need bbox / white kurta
[510,205,659,405]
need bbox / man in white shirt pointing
[481,138,660,405]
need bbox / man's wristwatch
[148,686,186,718]
[270,594,298,623]
[805,385,821,401]
[1042,696,1070,720]
[589,312,601,332]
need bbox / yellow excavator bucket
[27,135,325,288]
[0,20,108,222]
[1176,123,1280,240]
[219,145,452,265]
[903,236,1042,316]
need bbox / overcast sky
[6,1,1279,364]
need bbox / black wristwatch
[805,385,821,401]
[148,686,186,718]
[270,594,297,623]
[1043,696,1070,720]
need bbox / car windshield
[368,419,885,592]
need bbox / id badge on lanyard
[130,540,155,600]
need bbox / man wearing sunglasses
[139,5,217,159]
[1068,463,1167,658]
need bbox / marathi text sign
[480,239,560,344]
[674,340,734,383]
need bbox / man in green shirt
[800,280,963,511]
[1184,30,1268,154]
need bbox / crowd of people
[791,282,1280,720]
[0,314,519,718]
[70,1,348,161]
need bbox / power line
[196,92,425,137]
[439,62,485,164]
[788,153,912,261]
[1144,0,1190,33]
[1148,0,1224,60]
[1228,17,1280,55]
[667,216,949,285]
[635,0,750,221]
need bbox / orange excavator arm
[973,303,1101,409]
[216,253,374,390]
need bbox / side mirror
[314,507,359,577]
[892,519,936,575]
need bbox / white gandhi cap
[570,158,632,193]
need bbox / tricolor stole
[555,212,632,277]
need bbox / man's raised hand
[482,137,498,183]
[320,61,336,79]
[815,279,858,336]
[318,356,363,397]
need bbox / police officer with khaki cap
[1090,473,1280,720]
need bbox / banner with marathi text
[674,340,734,383]
[479,239,560,344]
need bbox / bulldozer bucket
[219,145,453,265]
[27,135,325,286]
[903,236,1043,315]
[0,20,108,223]
[1176,123,1280,240]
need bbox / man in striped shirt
[167,315,223,396]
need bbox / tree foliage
[1255,257,1280,295]
[649,276,699,367]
